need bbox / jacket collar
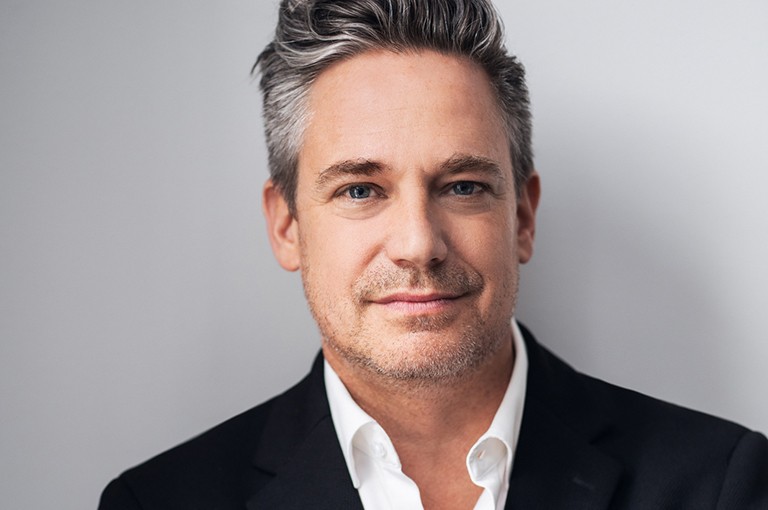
[505,324,623,509]
[247,354,364,510]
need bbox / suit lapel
[246,355,364,510]
[505,402,622,509]
[505,325,623,509]
[246,416,363,509]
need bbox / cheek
[300,217,378,286]
[456,216,518,295]
[449,213,516,259]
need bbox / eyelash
[334,181,489,202]
[449,181,488,196]
[337,183,383,201]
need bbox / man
[99,0,768,508]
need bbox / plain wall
[1,1,766,508]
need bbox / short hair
[254,0,533,213]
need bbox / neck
[323,333,514,454]
[324,334,515,509]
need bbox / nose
[384,193,448,268]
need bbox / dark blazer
[99,325,768,509]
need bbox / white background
[1,1,766,508]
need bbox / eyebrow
[315,159,386,190]
[313,153,506,190]
[439,154,505,180]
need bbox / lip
[372,291,462,304]
[369,291,464,314]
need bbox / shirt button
[372,441,387,458]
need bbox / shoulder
[98,397,275,510]
[98,356,328,510]
[520,324,768,507]
[579,369,768,507]
[579,365,759,463]
[520,322,755,446]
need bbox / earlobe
[262,180,301,272]
[516,172,541,264]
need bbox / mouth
[370,291,465,314]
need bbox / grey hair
[254,0,533,213]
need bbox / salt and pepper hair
[254,0,533,212]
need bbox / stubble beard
[302,259,518,386]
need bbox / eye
[452,181,480,196]
[347,185,372,199]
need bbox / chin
[330,327,504,383]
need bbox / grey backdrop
[1,1,766,508]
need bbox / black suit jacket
[99,325,768,509]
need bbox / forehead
[297,49,511,179]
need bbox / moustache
[354,264,484,303]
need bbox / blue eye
[347,185,372,199]
[452,182,477,195]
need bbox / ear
[262,179,300,271]
[516,172,541,264]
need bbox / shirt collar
[324,320,529,492]
[324,358,376,487]
[466,320,528,508]
[476,319,528,466]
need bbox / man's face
[264,50,538,382]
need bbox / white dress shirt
[324,321,529,510]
